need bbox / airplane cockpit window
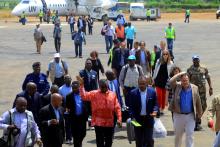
[22,0,29,4]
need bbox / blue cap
[128,55,136,60]
[192,55,199,60]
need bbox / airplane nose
[12,6,19,16]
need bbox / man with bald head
[0,97,42,147]
[14,82,42,124]
[42,84,59,107]
[39,93,65,147]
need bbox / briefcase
[126,118,135,144]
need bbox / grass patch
[0,9,14,18]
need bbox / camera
[10,127,21,136]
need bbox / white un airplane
[12,0,117,17]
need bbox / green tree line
[0,0,19,9]
[120,0,220,3]
[119,0,220,10]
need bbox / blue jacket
[110,79,123,107]
[22,73,50,96]
[79,69,98,91]
[129,87,158,126]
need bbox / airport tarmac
[0,18,220,147]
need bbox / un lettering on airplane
[29,6,36,12]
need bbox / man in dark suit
[13,82,42,124]
[41,84,59,107]
[39,93,65,147]
[105,70,123,107]
[135,41,151,75]
[129,76,158,147]
[79,58,98,128]
[66,81,88,147]
[111,42,129,78]
[79,58,98,92]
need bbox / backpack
[123,64,142,82]
[74,32,83,44]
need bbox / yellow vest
[21,13,25,18]
[39,11,44,17]
[165,27,175,39]
[146,10,151,16]
[186,9,190,16]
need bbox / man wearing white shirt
[59,75,73,144]
[68,13,75,33]
[129,76,158,147]
[103,20,115,53]
[0,97,42,147]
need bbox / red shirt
[80,86,122,127]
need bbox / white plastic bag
[153,118,167,138]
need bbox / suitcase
[126,118,135,144]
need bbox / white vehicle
[90,2,129,21]
[90,7,121,21]
[129,3,160,21]
[11,0,117,17]
[130,2,145,10]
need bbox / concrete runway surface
[0,19,220,147]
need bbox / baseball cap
[128,55,136,60]
[54,53,60,58]
[192,55,199,60]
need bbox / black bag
[101,29,105,36]
[41,35,47,45]
[0,137,8,147]
[42,35,47,42]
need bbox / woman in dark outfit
[153,49,173,115]
[90,51,105,80]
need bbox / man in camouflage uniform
[187,55,213,131]
[207,94,220,135]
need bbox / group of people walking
[1,12,220,147]
[33,12,93,56]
